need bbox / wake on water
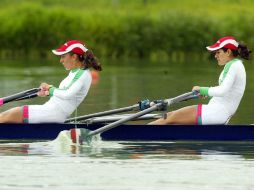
[0,129,124,156]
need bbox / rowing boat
[1,123,254,141]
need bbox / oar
[0,88,40,106]
[83,113,161,124]
[65,104,139,123]
[14,92,38,101]
[65,90,198,124]
[74,91,198,144]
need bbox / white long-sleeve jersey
[200,58,246,115]
[45,68,92,115]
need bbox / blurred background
[0,0,254,124]
[0,0,254,60]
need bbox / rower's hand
[192,86,207,99]
[192,86,200,92]
[37,90,49,97]
[40,83,51,91]
[38,83,50,97]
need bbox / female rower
[150,36,251,125]
[0,40,102,123]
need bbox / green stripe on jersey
[219,59,239,85]
[49,69,86,97]
[65,69,85,89]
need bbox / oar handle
[15,92,38,101]
[0,88,40,106]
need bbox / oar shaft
[0,88,40,106]
[87,91,197,137]
[15,92,38,101]
[88,105,159,136]
[65,104,139,123]
[84,113,161,124]
[166,91,195,105]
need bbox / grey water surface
[0,140,253,190]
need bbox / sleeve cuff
[49,86,56,97]
[200,87,209,96]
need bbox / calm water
[0,140,254,190]
[0,59,254,189]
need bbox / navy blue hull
[99,125,254,141]
[0,123,254,141]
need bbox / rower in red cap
[0,40,102,123]
[150,36,251,125]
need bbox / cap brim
[52,49,69,55]
[206,44,221,51]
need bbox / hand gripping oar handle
[87,91,197,137]
[0,88,40,106]
[65,104,139,123]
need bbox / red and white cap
[52,40,88,55]
[206,36,239,51]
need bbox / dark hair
[222,42,252,60]
[71,50,102,71]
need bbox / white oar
[65,90,197,124]
[65,104,139,123]
[83,113,162,124]
[75,91,198,144]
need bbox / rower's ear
[227,49,233,56]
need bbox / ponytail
[76,50,102,71]
[237,43,252,60]
[223,42,251,60]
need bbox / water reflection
[0,141,253,160]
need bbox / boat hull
[0,123,254,141]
